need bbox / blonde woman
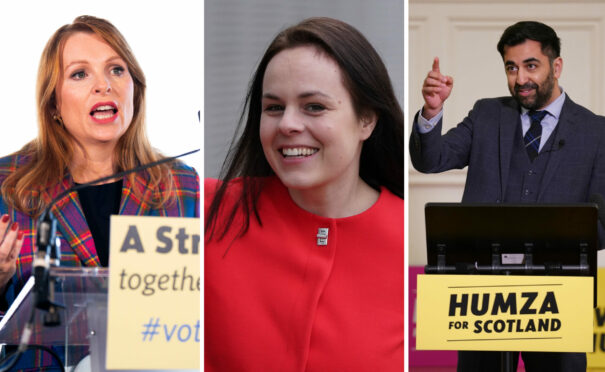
[0,15,199,370]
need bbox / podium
[418,203,598,372]
[424,203,597,300]
[0,267,196,372]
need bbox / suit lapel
[538,96,575,199]
[42,175,100,266]
[119,171,155,216]
[39,171,156,267]
[499,99,520,199]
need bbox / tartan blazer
[0,152,200,308]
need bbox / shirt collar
[520,87,566,120]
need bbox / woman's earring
[53,114,64,127]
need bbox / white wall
[409,0,605,265]
[0,1,202,174]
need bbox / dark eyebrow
[262,91,332,100]
[504,57,541,67]
[523,57,540,64]
[299,91,330,99]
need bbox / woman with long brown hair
[205,17,403,371]
[0,15,199,370]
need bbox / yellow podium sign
[416,274,593,352]
[106,216,200,369]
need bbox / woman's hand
[0,215,24,292]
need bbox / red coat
[205,177,404,371]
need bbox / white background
[0,1,203,174]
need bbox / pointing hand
[422,57,454,119]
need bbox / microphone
[33,148,200,311]
[589,193,605,231]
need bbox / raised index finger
[432,57,440,73]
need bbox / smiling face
[56,32,134,150]
[259,45,375,194]
[503,39,562,110]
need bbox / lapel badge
[317,227,329,246]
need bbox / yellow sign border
[106,215,200,369]
[416,274,593,352]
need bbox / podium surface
[0,267,108,347]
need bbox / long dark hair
[206,17,404,242]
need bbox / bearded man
[410,21,605,371]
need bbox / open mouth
[280,147,319,158]
[90,102,118,120]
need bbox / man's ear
[553,56,563,79]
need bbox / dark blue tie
[525,110,547,161]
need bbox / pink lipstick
[89,101,118,124]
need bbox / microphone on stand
[589,194,605,253]
[33,148,200,311]
[589,193,605,230]
[0,148,199,372]
[0,149,200,372]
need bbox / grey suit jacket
[409,96,605,203]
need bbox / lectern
[422,203,598,372]
[0,267,196,372]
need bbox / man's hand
[422,57,454,120]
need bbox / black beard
[512,69,555,110]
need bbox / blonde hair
[1,15,174,216]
